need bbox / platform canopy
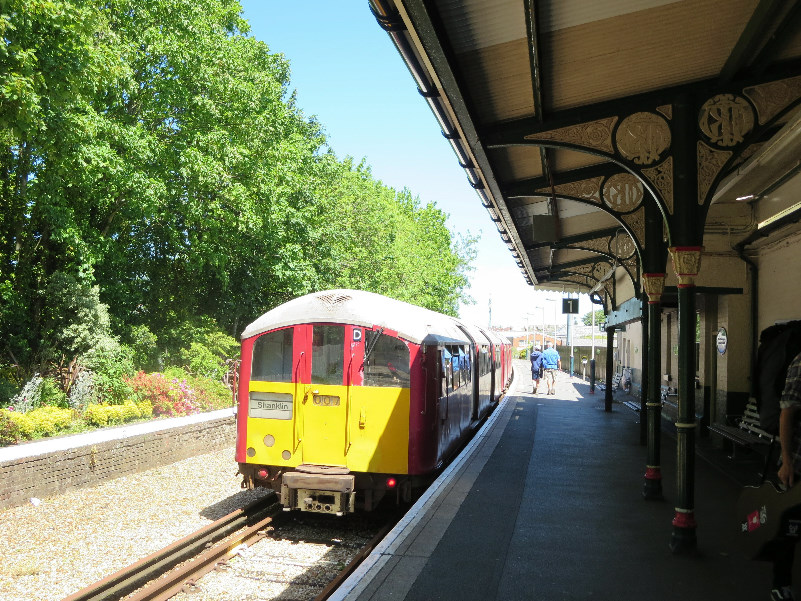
[371,0,801,308]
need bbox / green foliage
[41,272,113,362]
[0,0,475,393]
[80,337,134,404]
[40,377,68,408]
[582,310,607,327]
[126,325,160,372]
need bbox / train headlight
[386,477,397,489]
[282,450,291,460]
[246,447,256,457]
[264,434,275,447]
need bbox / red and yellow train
[235,289,513,515]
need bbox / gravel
[0,447,272,601]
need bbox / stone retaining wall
[0,410,237,510]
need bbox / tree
[582,309,606,326]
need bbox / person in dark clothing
[530,345,543,394]
[772,351,801,601]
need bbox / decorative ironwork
[611,229,636,260]
[641,157,674,215]
[615,112,671,165]
[593,262,613,281]
[569,236,612,255]
[524,117,618,154]
[697,141,732,205]
[668,246,703,287]
[656,105,672,120]
[602,173,644,213]
[698,94,754,147]
[641,273,666,304]
[743,75,801,125]
[619,206,646,249]
[535,176,604,203]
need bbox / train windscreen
[312,325,345,385]
[251,328,293,382]
[364,332,410,388]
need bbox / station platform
[332,361,780,601]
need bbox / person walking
[541,342,562,395]
[530,345,543,394]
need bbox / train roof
[242,289,473,345]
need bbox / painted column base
[669,510,698,554]
[642,466,663,500]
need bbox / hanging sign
[716,328,728,355]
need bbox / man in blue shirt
[541,342,561,395]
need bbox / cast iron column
[605,327,614,412]
[642,273,666,500]
[668,247,702,553]
[640,297,648,445]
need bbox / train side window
[461,347,470,383]
[449,345,459,389]
[364,332,410,388]
[312,325,345,385]
[441,348,452,394]
[251,329,293,382]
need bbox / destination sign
[249,391,293,419]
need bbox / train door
[301,324,348,466]
[437,347,452,459]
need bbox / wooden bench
[707,399,777,478]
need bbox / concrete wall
[0,409,236,510]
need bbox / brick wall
[0,410,236,510]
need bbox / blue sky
[237,1,585,329]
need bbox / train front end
[235,292,425,515]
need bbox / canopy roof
[371,0,801,309]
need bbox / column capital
[668,246,703,288]
[641,272,666,304]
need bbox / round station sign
[716,327,728,355]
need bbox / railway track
[62,495,401,601]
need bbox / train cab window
[312,325,345,385]
[251,328,293,382]
[364,332,410,388]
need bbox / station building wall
[756,230,801,333]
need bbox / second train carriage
[235,289,512,515]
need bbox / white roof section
[242,289,474,346]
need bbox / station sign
[562,298,579,314]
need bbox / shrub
[0,410,26,446]
[190,376,233,411]
[127,325,160,372]
[84,400,143,428]
[40,271,112,360]
[80,337,135,404]
[24,406,74,437]
[125,371,174,417]
[68,370,96,411]
[0,409,35,444]
[10,374,44,413]
[40,377,68,408]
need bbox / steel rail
[313,512,402,601]
[62,496,281,601]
